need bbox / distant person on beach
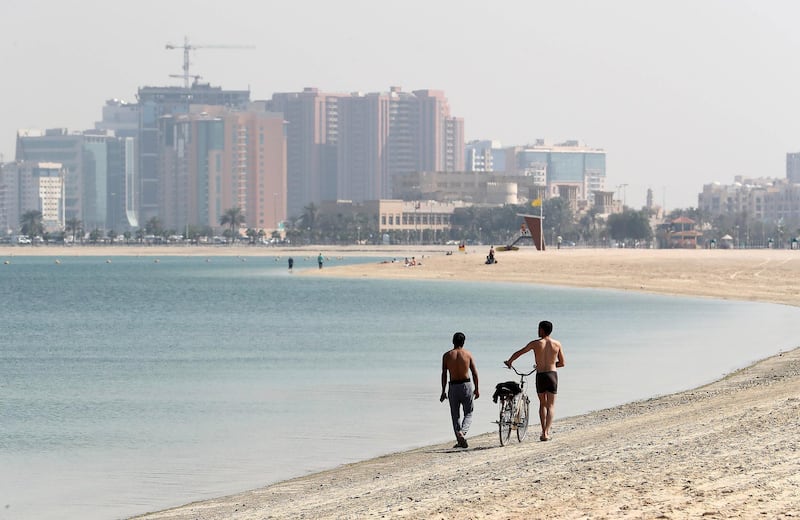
[441,332,480,448]
[288,257,294,271]
[317,253,324,269]
[504,320,565,441]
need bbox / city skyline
[3,0,800,210]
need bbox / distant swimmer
[504,320,565,441]
[288,257,294,271]
[317,253,324,269]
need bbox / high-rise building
[337,92,392,202]
[16,129,133,231]
[16,129,83,223]
[511,140,606,207]
[0,161,65,234]
[269,86,464,216]
[96,100,139,229]
[786,152,800,184]
[157,104,286,232]
[337,87,464,203]
[268,88,339,219]
[95,99,139,138]
[465,140,504,172]
[413,89,464,173]
[137,83,250,225]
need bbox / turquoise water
[0,255,797,520]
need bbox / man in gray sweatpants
[440,332,480,448]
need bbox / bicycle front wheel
[499,398,513,446]
[516,394,530,442]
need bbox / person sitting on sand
[504,320,565,441]
[441,332,480,448]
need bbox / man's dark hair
[539,320,553,336]
[452,332,466,347]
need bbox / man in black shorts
[504,320,565,441]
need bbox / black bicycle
[494,365,535,446]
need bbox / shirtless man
[504,320,565,441]
[440,332,480,448]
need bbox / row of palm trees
[13,208,250,245]
[16,202,798,248]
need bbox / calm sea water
[1,254,797,520]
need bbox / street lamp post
[273,193,278,235]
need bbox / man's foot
[456,432,468,448]
[540,433,550,441]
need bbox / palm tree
[301,203,319,239]
[246,227,258,245]
[220,207,245,245]
[20,210,44,240]
[65,217,82,244]
[145,217,163,236]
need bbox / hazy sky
[3,0,800,209]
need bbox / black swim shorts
[535,371,558,394]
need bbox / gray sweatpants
[448,381,474,437]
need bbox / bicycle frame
[497,365,536,445]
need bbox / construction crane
[165,36,254,88]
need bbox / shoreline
[3,245,798,305]
[129,247,800,519]
[134,347,800,519]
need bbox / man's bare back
[442,348,474,381]
[528,337,564,372]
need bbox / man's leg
[448,388,462,437]
[542,392,556,440]
[460,385,475,436]
[448,384,472,447]
[537,392,548,440]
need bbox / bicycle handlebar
[505,364,536,377]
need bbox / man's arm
[470,357,480,399]
[440,355,448,402]
[556,343,565,368]
[504,342,534,367]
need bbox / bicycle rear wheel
[499,398,513,446]
[516,394,530,442]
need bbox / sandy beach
[7,245,799,518]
